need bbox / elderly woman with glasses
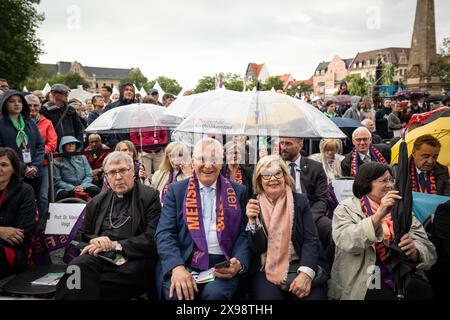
[151,141,192,204]
[246,155,328,300]
[329,162,436,300]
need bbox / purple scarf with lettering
[160,170,181,204]
[182,172,242,270]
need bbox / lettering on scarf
[186,180,200,231]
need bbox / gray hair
[352,126,372,140]
[25,94,41,106]
[193,138,224,159]
[103,151,133,171]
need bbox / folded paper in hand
[191,269,215,284]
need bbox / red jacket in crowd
[36,114,57,165]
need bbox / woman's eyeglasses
[261,171,284,181]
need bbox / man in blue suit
[156,138,249,300]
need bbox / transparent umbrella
[168,90,347,139]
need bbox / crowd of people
[0,77,449,300]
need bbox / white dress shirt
[286,155,302,193]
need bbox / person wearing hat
[40,83,83,145]
[148,88,163,106]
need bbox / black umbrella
[387,139,415,299]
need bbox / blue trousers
[162,254,240,300]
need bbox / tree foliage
[260,76,284,91]
[120,68,148,88]
[345,74,370,96]
[145,76,182,95]
[194,76,215,93]
[0,0,44,89]
[286,83,313,97]
[23,69,90,91]
[437,37,450,92]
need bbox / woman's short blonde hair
[159,140,191,172]
[253,155,294,195]
[319,139,342,154]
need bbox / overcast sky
[36,0,450,89]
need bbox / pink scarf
[258,187,294,285]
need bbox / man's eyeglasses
[106,167,132,179]
[376,177,396,184]
[194,156,222,164]
[354,137,370,143]
[261,171,284,181]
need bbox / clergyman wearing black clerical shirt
[56,151,161,300]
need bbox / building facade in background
[41,61,133,92]
[313,56,353,98]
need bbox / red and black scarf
[410,157,437,194]
[350,146,388,177]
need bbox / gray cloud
[36,0,450,88]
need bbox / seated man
[341,127,391,177]
[156,138,249,300]
[409,134,450,196]
[56,151,161,300]
[84,133,110,188]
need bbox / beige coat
[151,169,190,192]
[328,197,437,300]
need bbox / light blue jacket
[53,136,95,195]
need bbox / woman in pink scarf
[246,155,328,300]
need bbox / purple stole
[160,170,180,204]
[182,172,242,270]
[361,197,395,289]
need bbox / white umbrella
[164,87,228,119]
[85,103,181,134]
[42,83,51,96]
[171,90,346,139]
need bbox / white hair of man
[25,94,41,106]
[193,138,224,161]
[352,126,372,140]
[103,151,133,172]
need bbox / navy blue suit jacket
[155,177,250,279]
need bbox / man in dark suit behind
[56,151,161,300]
[156,138,249,300]
[341,127,391,177]
[279,137,330,250]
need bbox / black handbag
[279,261,329,292]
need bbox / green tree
[23,64,54,91]
[0,0,44,89]
[260,76,284,91]
[194,76,215,93]
[222,73,244,92]
[145,76,182,95]
[120,68,148,88]
[437,37,450,92]
[345,74,370,96]
[49,72,90,90]
[381,63,397,86]
[286,83,313,97]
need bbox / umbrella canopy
[170,90,347,139]
[85,103,182,134]
[69,86,93,102]
[330,117,363,129]
[406,106,449,129]
[388,139,415,299]
[394,89,429,101]
[422,108,450,125]
[391,118,450,168]
[334,95,352,106]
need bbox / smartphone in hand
[214,260,231,269]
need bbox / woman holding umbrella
[329,162,436,300]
